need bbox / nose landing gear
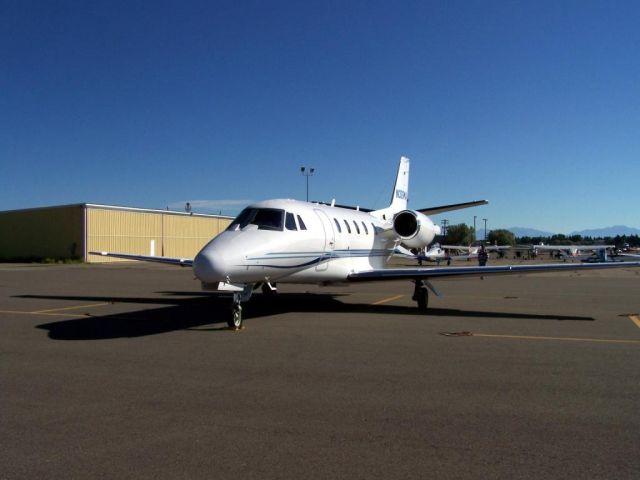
[227,285,253,330]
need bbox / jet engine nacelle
[393,210,441,249]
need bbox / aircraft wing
[348,260,640,282]
[440,245,471,251]
[534,245,613,251]
[312,200,488,216]
[89,251,193,267]
[417,200,488,215]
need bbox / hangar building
[0,204,233,263]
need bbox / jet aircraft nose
[193,248,227,283]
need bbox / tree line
[441,224,640,249]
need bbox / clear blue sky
[2,0,639,233]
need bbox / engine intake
[393,210,440,248]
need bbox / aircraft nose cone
[193,249,227,283]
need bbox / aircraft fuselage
[193,198,424,286]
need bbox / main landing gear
[411,279,440,311]
[412,279,428,311]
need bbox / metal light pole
[441,219,449,236]
[473,215,477,242]
[483,218,488,241]
[300,166,315,202]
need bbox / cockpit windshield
[227,208,284,231]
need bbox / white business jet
[92,157,640,329]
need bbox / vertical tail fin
[372,156,410,219]
[389,156,410,211]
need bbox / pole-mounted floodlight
[300,166,315,202]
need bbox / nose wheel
[229,302,243,329]
[227,285,253,330]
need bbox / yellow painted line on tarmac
[0,309,88,318]
[372,294,404,305]
[473,333,640,345]
[32,303,110,314]
[629,315,640,329]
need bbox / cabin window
[343,219,351,234]
[297,215,307,230]
[362,222,368,235]
[371,222,376,234]
[353,221,360,234]
[285,212,297,231]
[227,208,284,231]
[333,218,342,233]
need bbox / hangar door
[85,207,231,263]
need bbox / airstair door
[313,209,335,271]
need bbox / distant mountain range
[569,225,640,237]
[507,225,640,238]
[508,227,555,238]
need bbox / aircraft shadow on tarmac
[16,292,593,341]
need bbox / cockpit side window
[285,212,297,231]
[297,215,307,230]
[227,208,253,231]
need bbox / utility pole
[483,218,488,241]
[300,166,315,202]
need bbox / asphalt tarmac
[1,262,639,479]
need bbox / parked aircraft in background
[396,244,487,264]
[91,156,640,329]
[395,244,447,263]
[532,243,614,260]
[441,244,511,259]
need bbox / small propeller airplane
[91,156,640,329]
[441,244,511,258]
[532,243,615,259]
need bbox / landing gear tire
[412,281,429,311]
[228,304,242,330]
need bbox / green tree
[487,229,516,246]
[550,233,568,244]
[444,223,475,246]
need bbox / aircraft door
[313,209,335,271]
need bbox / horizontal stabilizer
[417,200,488,215]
